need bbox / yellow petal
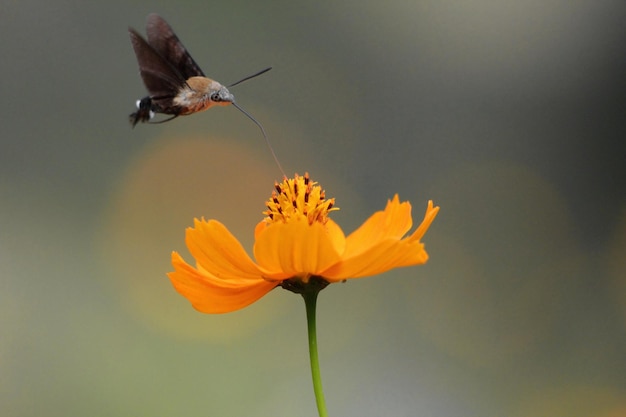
[341,194,413,258]
[321,199,439,281]
[168,252,278,313]
[253,218,345,279]
[320,239,427,281]
[254,220,267,240]
[407,200,440,242]
[185,219,266,282]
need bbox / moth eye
[210,92,221,101]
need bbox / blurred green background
[2,1,625,416]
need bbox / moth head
[210,86,235,104]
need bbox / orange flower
[168,173,439,313]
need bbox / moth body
[173,77,234,115]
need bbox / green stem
[302,288,329,417]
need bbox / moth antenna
[231,102,285,177]
[228,67,272,88]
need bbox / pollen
[263,173,338,225]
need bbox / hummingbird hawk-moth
[128,14,284,174]
[128,13,271,126]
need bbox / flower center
[263,173,337,225]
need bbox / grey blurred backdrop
[2,1,625,416]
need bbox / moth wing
[145,13,206,79]
[129,28,186,98]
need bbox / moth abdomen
[129,97,154,127]
[130,96,182,127]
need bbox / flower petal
[254,218,345,279]
[320,238,427,280]
[168,252,278,313]
[321,200,439,281]
[341,194,413,258]
[185,219,266,282]
[407,200,440,243]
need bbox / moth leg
[148,115,179,124]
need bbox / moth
[128,13,272,126]
[128,14,283,173]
